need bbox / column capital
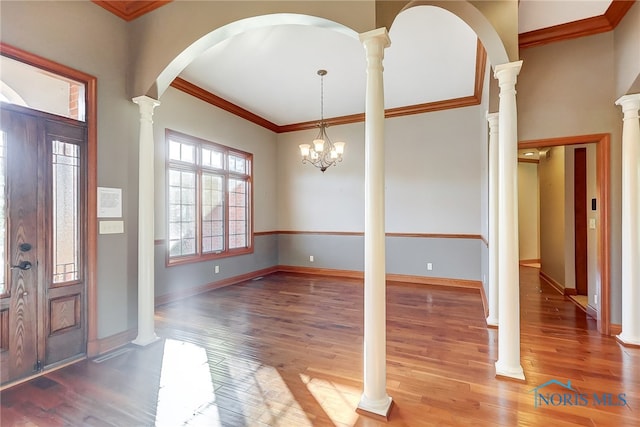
[615,93,640,117]
[494,60,523,85]
[132,95,161,111]
[486,112,499,126]
[133,96,160,123]
[359,27,391,49]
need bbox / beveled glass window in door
[0,131,6,294]
[52,140,80,283]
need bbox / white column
[486,112,499,327]
[357,27,393,419]
[615,93,640,346]
[132,95,161,347]
[493,61,525,380]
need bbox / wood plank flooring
[1,266,639,426]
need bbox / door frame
[520,134,611,335]
[0,43,99,355]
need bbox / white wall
[277,122,365,231]
[277,105,487,234]
[518,162,539,261]
[385,107,485,234]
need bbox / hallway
[1,268,638,426]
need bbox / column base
[486,316,498,328]
[132,333,160,347]
[356,394,393,421]
[495,360,525,381]
[616,334,640,348]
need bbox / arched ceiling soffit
[377,0,515,66]
[133,1,375,99]
[629,73,640,95]
[153,14,359,100]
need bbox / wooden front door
[0,104,87,386]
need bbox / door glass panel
[0,131,6,294]
[52,140,80,283]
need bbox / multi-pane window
[166,129,252,264]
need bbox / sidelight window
[52,140,80,283]
[166,129,252,264]
[0,132,6,294]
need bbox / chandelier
[299,69,345,172]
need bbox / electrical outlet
[309,255,314,262]
[594,294,598,305]
[427,262,433,271]
[214,265,219,274]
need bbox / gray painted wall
[278,234,482,282]
[278,234,364,271]
[155,234,278,298]
[539,147,566,286]
[155,231,483,301]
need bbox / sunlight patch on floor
[242,363,314,426]
[156,339,220,426]
[300,373,361,426]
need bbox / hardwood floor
[1,267,639,426]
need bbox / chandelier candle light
[299,69,346,172]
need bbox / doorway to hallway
[518,134,611,335]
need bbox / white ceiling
[519,0,612,34]
[178,2,614,127]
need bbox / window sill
[165,246,254,267]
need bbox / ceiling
[180,6,479,126]
[94,1,631,129]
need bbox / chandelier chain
[320,72,324,123]
[298,69,345,172]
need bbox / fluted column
[494,61,525,380]
[132,95,161,347]
[486,112,499,327]
[615,93,640,346]
[357,27,393,419]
